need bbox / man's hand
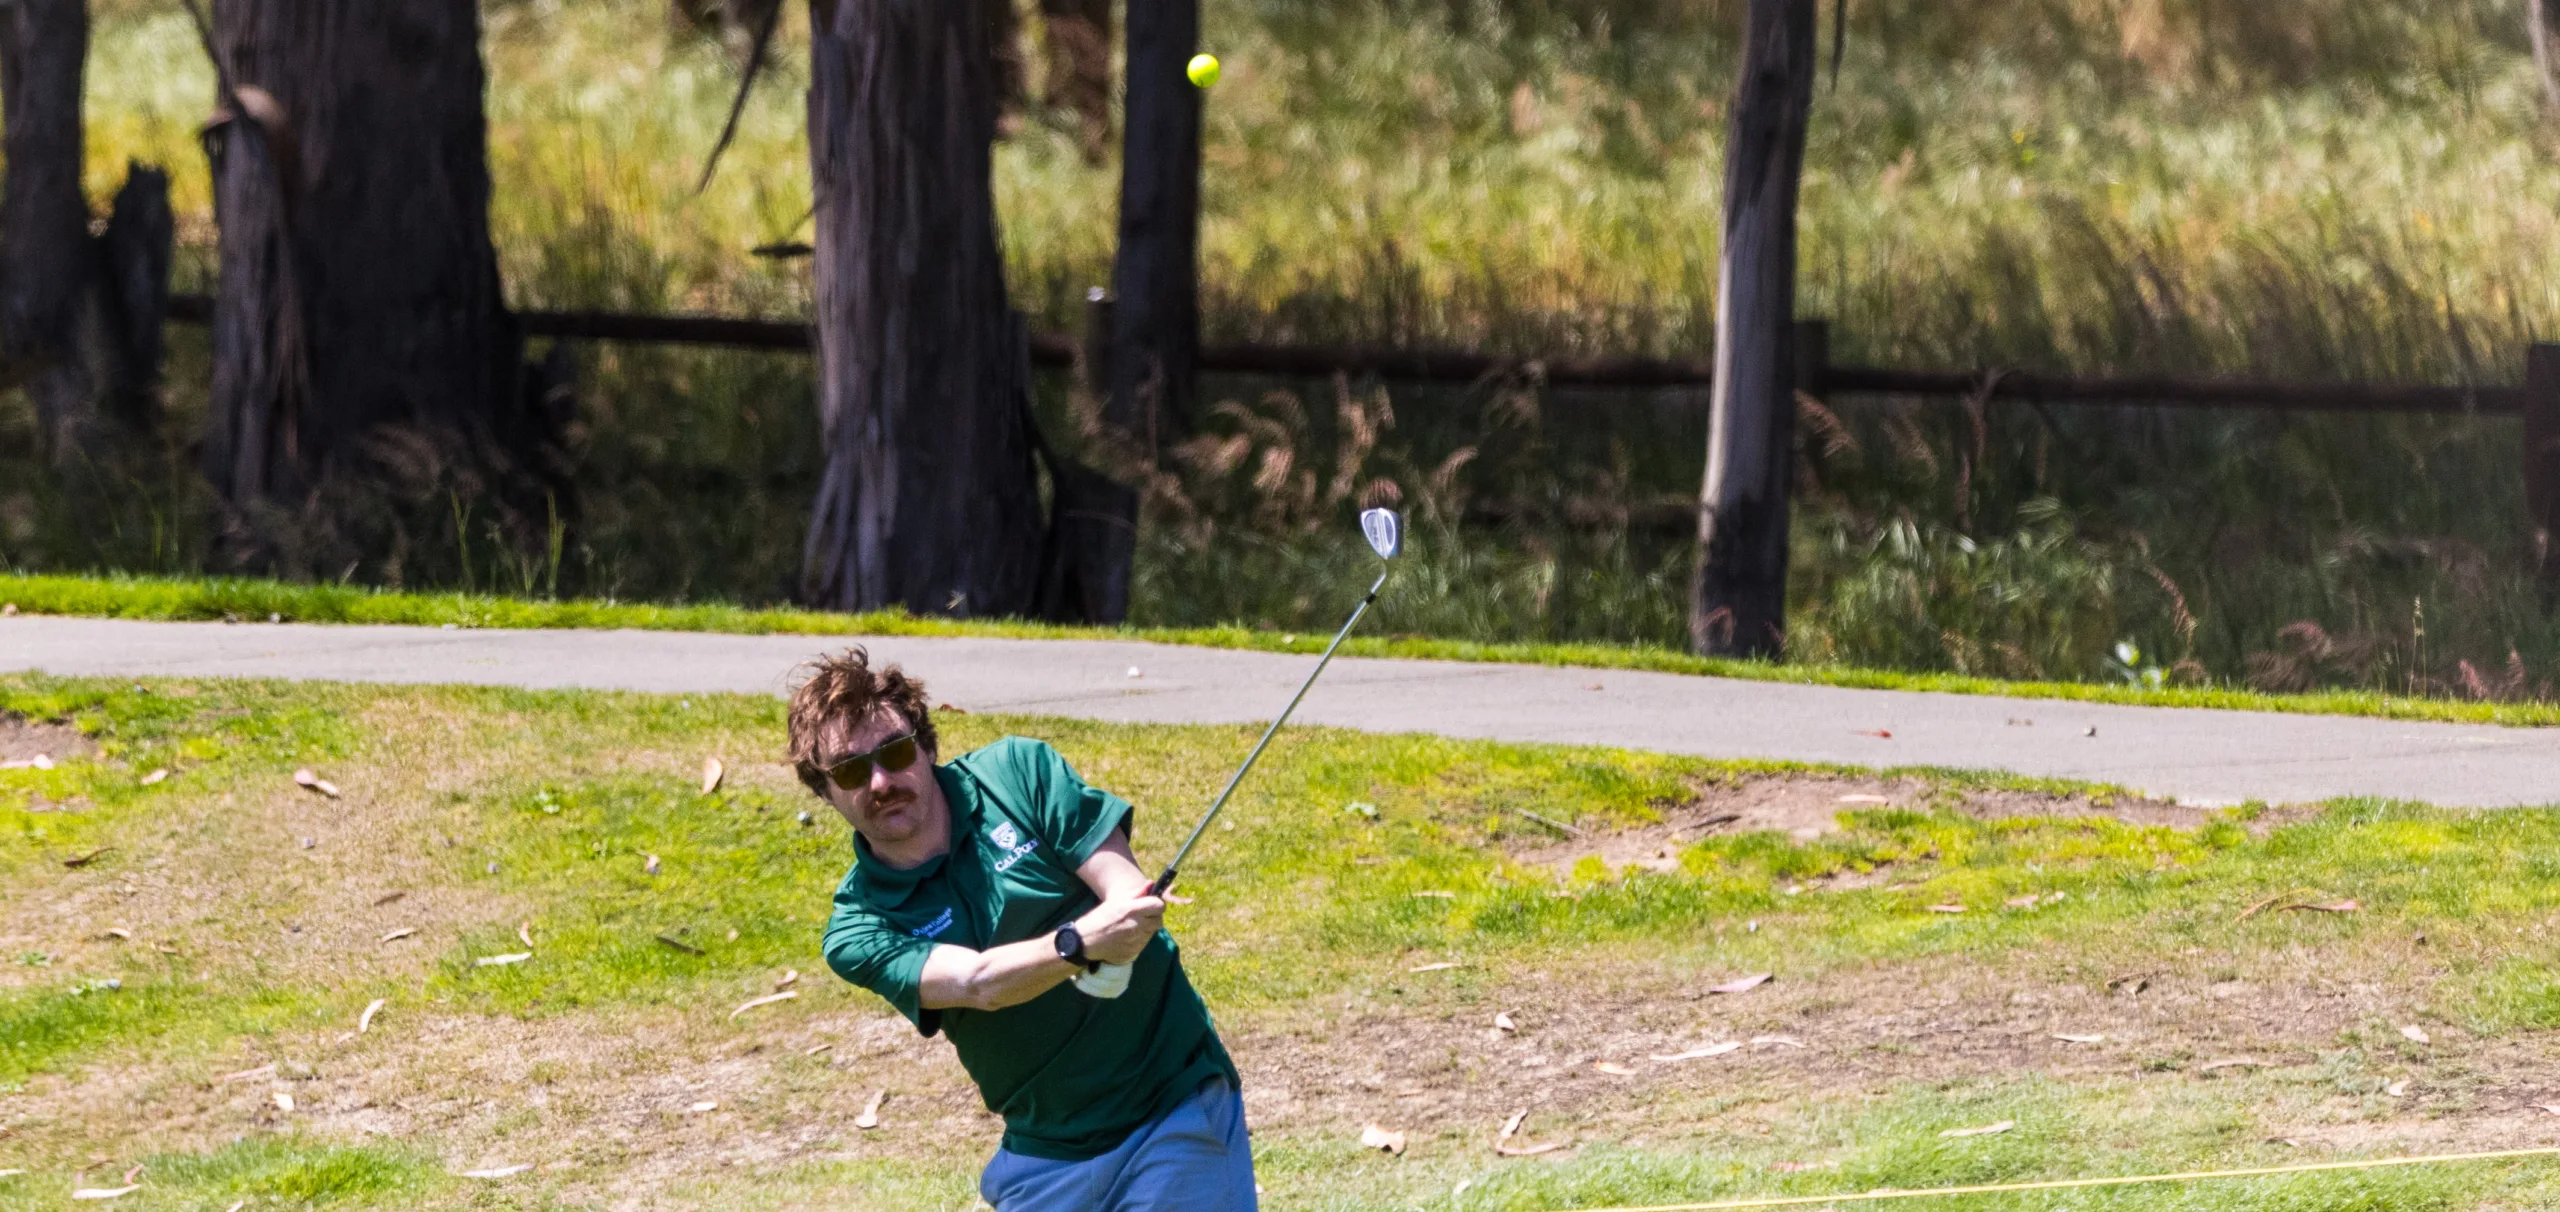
[1074,893,1164,966]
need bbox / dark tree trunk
[800,0,1045,616]
[1038,0,1111,160]
[1109,0,1201,458]
[97,162,174,429]
[2534,0,2560,112]
[0,0,96,465]
[203,0,531,530]
[1689,0,1814,659]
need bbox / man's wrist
[1053,922,1098,971]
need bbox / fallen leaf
[225,1202,245,1212]
[644,854,662,876]
[217,1063,275,1084]
[292,769,341,798]
[0,754,51,770]
[1497,1140,1565,1157]
[657,934,703,955]
[730,990,799,1021]
[2400,1024,2431,1044]
[1853,729,1893,739]
[1592,1061,1639,1076]
[378,927,417,943]
[687,1100,718,1113]
[1835,794,1890,805]
[371,890,405,907]
[1926,903,1966,914]
[459,1164,532,1179]
[935,701,969,714]
[1940,1120,2013,1138]
[139,769,169,786]
[518,922,535,948]
[2535,1104,2560,1116]
[2199,1057,2266,1072]
[1407,961,1464,973]
[101,927,131,941]
[2106,972,2151,995]
[2234,888,2311,922]
[271,1090,295,1113]
[1359,1123,1407,1155]
[71,1187,140,1201]
[776,969,800,990]
[1750,1035,1808,1049]
[804,1042,834,1056]
[2387,1079,2411,1097]
[1499,1109,1529,1140]
[1411,890,1457,899]
[1494,1012,1517,1033]
[2005,894,2042,909]
[855,1089,886,1129]
[62,847,115,869]
[2053,1033,2106,1044]
[358,998,385,1034]
[120,1165,141,1184]
[700,756,726,795]
[1650,1042,1742,1062]
[1705,972,1773,996]
[474,952,532,967]
[0,1169,22,1177]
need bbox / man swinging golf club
[799,509,1403,1211]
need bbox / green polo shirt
[820,736,1239,1161]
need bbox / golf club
[1075,507,1404,998]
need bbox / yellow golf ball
[1187,53,1221,89]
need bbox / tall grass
[11,0,2560,693]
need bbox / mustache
[869,787,916,809]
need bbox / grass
[10,0,2560,703]
[16,567,2560,729]
[13,672,2560,1206]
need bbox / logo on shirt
[909,907,954,939]
[988,820,1040,873]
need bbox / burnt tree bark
[1110,0,1201,457]
[0,0,95,464]
[800,0,1045,616]
[203,0,540,548]
[1037,0,1111,159]
[1689,0,1815,659]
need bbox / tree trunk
[0,0,96,466]
[1689,0,1814,659]
[96,162,173,429]
[203,0,532,544]
[1109,0,1201,458]
[2534,0,2560,112]
[800,0,1045,616]
[1038,0,1111,160]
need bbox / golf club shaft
[1147,569,1389,896]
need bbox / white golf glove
[1074,961,1133,999]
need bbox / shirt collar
[849,765,979,908]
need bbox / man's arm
[916,828,1161,1011]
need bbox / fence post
[2527,344,2560,604]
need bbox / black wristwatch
[1053,923,1099,971]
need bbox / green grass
[13,671,2560,1205]
[15,568,2560,729]
[12,0,2560,706]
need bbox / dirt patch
[1511,772,2204,877]
[0,712,95,765]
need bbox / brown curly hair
[786,647,938,796]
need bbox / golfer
[792,648,1255,1211]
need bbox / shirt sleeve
[821,885,938,1034]
[1004,737,1135,867]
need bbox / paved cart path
[3,615,2551,809]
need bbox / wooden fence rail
[161,293,2523,411]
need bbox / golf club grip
[1145,868,1178,898]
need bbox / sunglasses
[814,732,921,790]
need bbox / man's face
[817,707,941,846]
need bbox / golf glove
[1074,961,1133,999]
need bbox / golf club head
[1359,508,1403,560]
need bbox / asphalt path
[3,615,2551,809]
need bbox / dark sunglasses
[814,732,921,790]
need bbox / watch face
[1055,925,1082,961]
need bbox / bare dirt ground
[1508,771,2212,878]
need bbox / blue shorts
[979,1078,1257,1212]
